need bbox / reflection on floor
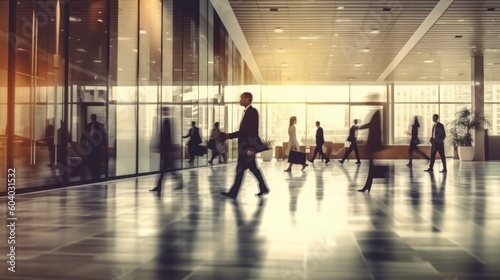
[1,159,500,280]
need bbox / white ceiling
[219,0,500,84]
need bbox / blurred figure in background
[208,122,227,165]
[406,116,429,167]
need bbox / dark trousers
[87,147,101,180]
[363,158,375,190]
[187,145,196,162]
[156,156,180,190]
[408,144,429,163]
[227,154,269,197]
[311,144,328,161]
[342,141,360,161]
[429,142,447,170]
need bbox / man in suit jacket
[425,114,447,172]
[81,114,106,180]
[309,121,329,164]
[339,119,361,164]
[220,92,270,199]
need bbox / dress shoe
[284,169,292,172]
[208,160,213,165]
[440,169,447,173]
[424,168,433,172]
[255,190,270,197]
[355,161,361,164]
[357,186,371,193]
[308,159,314,163]
[149,186,161,192]
[338,159,344,164]
[325,159,330,164]
[220,192,236,199]
[406,163,412,167]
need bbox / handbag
[288,150,306,164]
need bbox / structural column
[472,56,485,161]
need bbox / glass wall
[0,0,7,182]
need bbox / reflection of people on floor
[339,163,361,189]
[315,169,324,211]
[287,172,306,224]
[56,120,72,169]
[81,114,106,180]
[150,107,181,192]
[429,171,447,230]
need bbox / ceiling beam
[210,0,265,84]
[377,0,455,82]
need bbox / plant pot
[457,146,474,161]
[261,149,273,161]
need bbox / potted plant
[447,108,489,161]
[260,138,274,161]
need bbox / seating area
[274,141,439,160]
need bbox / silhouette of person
[81,114,106,180]
[208,122,226,165]
[183,121,202,163]
[56,120,72,169]
[220,92,270,199]
[425,114,447,172]
[339,119,361,164]
[150,107,181,192]
[406,116,430,167]
[357,109,383,193]
[308,121,329,164]
[284,116,308,172]
[44,120,55,167]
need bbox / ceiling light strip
[376,0,455,82]
[210,0,264,84]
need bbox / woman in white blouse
[284,116,308,172]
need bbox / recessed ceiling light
[69,16,82,22]
[486,62,494,66]
[337,6,344,10]
[97,19,103,23]
[93,59,102,63]
[139,29,147,34]
[133,49,138,52]
[402,73,407,75]
[457,19,464,22]
[329,54,334,56]
[370,29,380,34]
[208,61,214,64]
[362,48,370,53]
[420,76,427,79]
[367,72,370,74]
[76,48,86,52]
[17,47,26,51]
[308,43,313,46]
[440,77,444,79]
[445,68,449,70]
[118,68,123,71]
[354,63,362,67]
[274,27,284,33]
[281,63,288,67]
[262,44,266,47]
[424,60,434,63]
[299,36,319,40]
[334,34,338,37]
[277,48,285,53]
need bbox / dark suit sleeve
[435,123,446,143]
[228,131,239,139]
[318,127,324,143]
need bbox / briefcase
[288,150,306,164]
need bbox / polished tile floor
[1,159,500,280]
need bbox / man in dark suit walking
[308,121,329,164]
[339,119,361,164]
[220,92,270,199]
[425,114,447,172]
[81,114,106,180]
